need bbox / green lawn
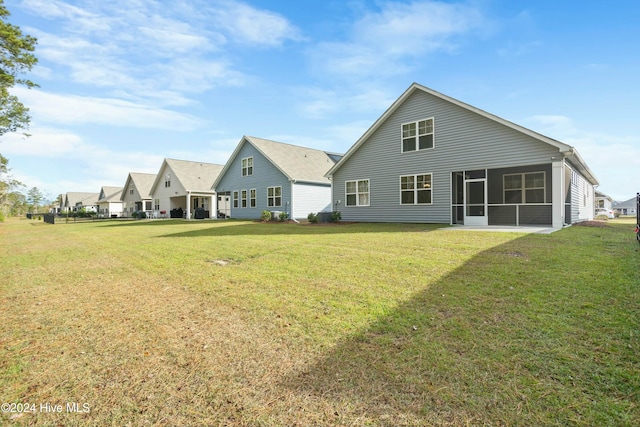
[1,218,638,426]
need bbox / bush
[279,211,289,222]
[330,211,342,223]
[596,214,609,221]
[0,211,5,222]
[138,211,147,219]
[261,210,272,222]
[132,211,138,219]
[307,212,318,223]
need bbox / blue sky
[2,0,639,202]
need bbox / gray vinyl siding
[333,90,559,223]
[214,143,291,220]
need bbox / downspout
[290,180,299,223]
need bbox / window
[164,174,171,188]
[241,190,247,208]
[400,174,432,204]
[504,172,545,204]
[402,118,434,152]
[345,179,370,206]
[129,184,134,195]
[233,191,239,208]
[267,186,281,207]
[250,189,256,208]
[241,157,253,176]
[154,199,159,210]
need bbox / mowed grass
[0,217,638,426]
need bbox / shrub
[261,210,272,222]
[138,211,147,219]
[279,211,289,222]
[330,211,342,223]
[0,211,5,222]
[596,214,609,221]
[132,211,139,219]
[307,212,318,223]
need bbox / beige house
[96,186,124,217]
[63,192,99,213]
[149,158,224,219]
[120,172,156,217]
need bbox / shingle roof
[162,158,224,192]
[128,172,156,198]
[213,136,341,188]
[98,186,123,202]
[65,192,99,207]
[327,82,598,186]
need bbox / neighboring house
[63,192,99,213]
[595,190,613,212]
[120,172,156,217]
[212,136,341,220]
[96,186,124,217]
[613,197,638,216]
[326,83,598,228]
[149,158,224,219]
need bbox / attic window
[242,157,253,176]
[402,118,434,152]
[164,174,171,188]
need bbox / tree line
[0,0,39,221]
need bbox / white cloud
[524,115,640,201]
[14,87,203,129]
[1,126,84,157]
[311,1,485,78]
[208,0,302,46]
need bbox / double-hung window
[241,157,253,176]
[241,190,247,208]
[402,118,434,152]
[233,191,239,208]
[250,189,256,208]
[345,179,369,206]
[504,172,545,203]
[400,174,432,204]
[267,186,281,207]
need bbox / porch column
[186,192,191,220]
[552,160,564,228]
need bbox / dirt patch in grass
[573,220,612,228]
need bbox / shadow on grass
[280,227,639,426]
[132,220,451,237]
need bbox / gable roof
[122,172,156,200]
[612,197,638,209]
[65,192,99,207]
[213,136,341,188]
[595,190,613,202]
[150,158,224,194]
[327,82,598,185]
[98,186,123,203]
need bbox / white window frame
[241,190,247,208]
[250,189,256,208]
[401,118,434,153]
[154,199,160,210]
[267,186,282,207]
[233,191,239,208]
[241,157,253,176]
[503,171,546,204]
[345,179,370,207]
[399,174,432,205]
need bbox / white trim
[400,117,435,153]
[345,179,370,207]
[399,173,433,205]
